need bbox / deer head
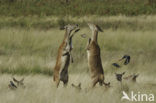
[88,23,103,32]
[61,24,80,63]
[115,72,126,82]
[60,24,79,35]
[87,23,103,42]
[132,74,139,82]
[123,73,139,82]
[13,77,25,88]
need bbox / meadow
[0,0,156,16]
[0,16,156,103]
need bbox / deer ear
[74,28,80,33]
[78,83,81,87]
[122,72,126,75]
[136,74,139,77]
[96,25,103,32]
[13,77,19,83]
[71,83,74,87]
[20,78,24,82]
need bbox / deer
[115,72,126,82]
[115,72,125,89]
[8,77,25,90]
[123,73,139,82]
[86,23,110,88]
[53,24,80,87]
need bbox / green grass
[0,15,156,103]
[0,15,156,30]
[0,25,156,75]
[0,0,156,16]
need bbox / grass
[0,15,156,103]
[0,0,156,16]
[0,26,156,75]
[0,15,156,30]
[0,74,155,103]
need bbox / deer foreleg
[86,38,91,50]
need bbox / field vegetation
[0,0,156,103]
[0,0,156,16]
[0,17,156,103]
[0,22,156,75]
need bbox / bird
[112,55,130,68]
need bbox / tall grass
[0,27,156,75]
[0,0,156,16]
[0,15,156,30]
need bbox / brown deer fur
[53,24,79,87]
[87,23,109,87]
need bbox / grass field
[0,15,156,30]
[0,74,155,103]
[0,16,156,103]
[0,0,156,16]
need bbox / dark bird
[112,55,130,68]
[112,63,121,68]
[120,55,131,65]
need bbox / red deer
[53,24,80,87]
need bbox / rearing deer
[87,23,110,87]
[53,24,80,87]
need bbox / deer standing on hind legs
[87,23,110,88]
[53,24,80,88]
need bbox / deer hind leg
[99,80,103,86]
[53,71,60,88]
[60,69,69,87]
[98,74,104,86]
[99,74,110,87]
[63,73,68,87]
[55,79,60,88]
[92,77,98,88]
[63,77,68,87]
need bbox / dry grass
[0,74,155,103]
[0,16,156,102]
[0,28,156,75]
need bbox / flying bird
[112,55,131,68]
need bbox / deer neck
[63,29,71,43]
[91,30,98,43]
